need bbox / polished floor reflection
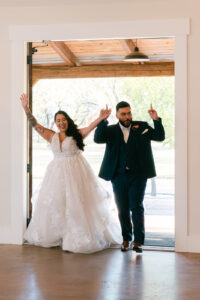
[0,245,200,299]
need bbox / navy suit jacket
[94,118,165,181]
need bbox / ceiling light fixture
[123,40,150,62]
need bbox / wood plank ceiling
[32,38,174,83]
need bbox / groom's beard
[119,118,132,128]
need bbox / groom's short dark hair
[116,101,130,112]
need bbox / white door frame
[8,19,190,251]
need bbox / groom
[94,101,165,253]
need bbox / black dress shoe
[132,245,143,253]
[121,241,132,252]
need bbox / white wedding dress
[24,133,121,253]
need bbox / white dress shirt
[119,123,131,143]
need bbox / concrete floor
[0,245,200,300]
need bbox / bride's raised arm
[79,105,111,138]
[20,93,55,143]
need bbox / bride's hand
[99,104,111,120]
[20,93,29,109]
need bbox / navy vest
[116,133,138,174]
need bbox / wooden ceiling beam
[120,39,136,54]
[32,62,174,81]
[32,79,39,86]
[49,42,79,66]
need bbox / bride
[20,93,121,253]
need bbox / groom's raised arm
[94,120,110,144]
[147,104,165,142]
[149,118,165,142]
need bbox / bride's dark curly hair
[54,110,85,151]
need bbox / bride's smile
[55,114,68,132]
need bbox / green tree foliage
[33,76,174,147]
[119,77,174,147]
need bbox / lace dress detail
[24,133,121,253]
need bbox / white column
[10,40,27,244]
[175,34,188,252]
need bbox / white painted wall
[0,0,199,251]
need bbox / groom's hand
[100,104,111,121]
[148,104,159,120]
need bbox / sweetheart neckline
[50,133,70,152]
[57,133,68,151]
[58,133,68,143]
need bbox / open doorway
[27,38,175,248]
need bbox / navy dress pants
[111,172,147,244]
